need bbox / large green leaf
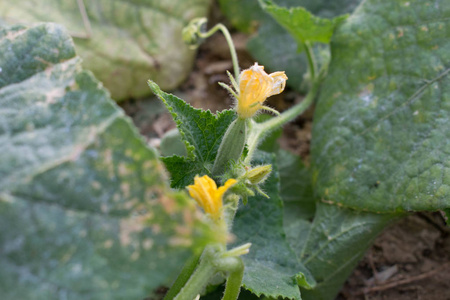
[277,149,315,222]
[297,203,397,300]
[0,23,213,299]
[311,0,450,212]
[276,151,396,300]
[274,155,402,300]
[259,0,347,45]
[219,0,361,91]
[148,81,236,188]
[247,21,307,91]
[232,152,315,300]
[0,0,210,100]
[219,0,360,32]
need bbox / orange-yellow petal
[236,63,287,119]
[216,178,238,200]
[268,72,288,96]
[187,175,236,220]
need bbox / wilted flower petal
[236,63,287,119]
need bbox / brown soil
[339,212,450,300]
[121,4,450,299]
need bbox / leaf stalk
[197,22,240,81]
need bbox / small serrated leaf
[160,129,188,157]
[149,80,236,188]
[161,155,204,189]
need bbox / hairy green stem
[173,249,217,300]
[199,23,240,80]
[163,253,201,300]
[304,41,317,82]
[222,258,244,300]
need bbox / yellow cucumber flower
[187,175,237,220]
[236,63,288,119]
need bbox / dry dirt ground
[121,14,450,300]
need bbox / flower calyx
[226,164,273,204]
[245,164,272,185]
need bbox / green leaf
[233,152,315,300]
[275,150,396,300]
[296,203,398,300]
[0,0,210,100]
[149,81,236,188]
[161,155,204,188]
[202,287,261,300]
[247,21,308,91]
[311,0,450,212]
[277,150,315,221]
[218,0,267,33]
[0,23,213,299]
[259,0,347,45]
[255,114,283,153]
[219,0,360,33]
[220,0,361,91]
[160,128,188,157]
[275,152,399,299]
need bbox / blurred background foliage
[0,0,211,101]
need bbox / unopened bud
[246,165,272,184]
[182,18,207,49]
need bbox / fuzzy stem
[221,258,244,300]
[304,41,317,82]
[163,253,201,300]
[173,249,217,300]
[199,24,240,81]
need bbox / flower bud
[182,18,207,49]
[246,165,272,184]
